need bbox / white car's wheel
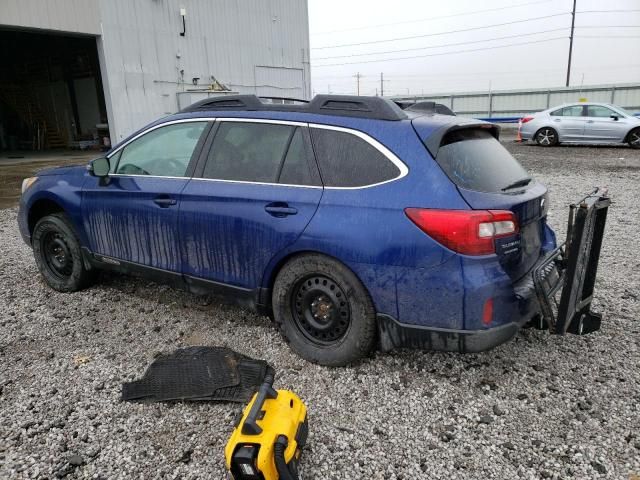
[535,127,558,147]
[628,128,640,149]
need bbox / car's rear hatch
[413,118,548,281]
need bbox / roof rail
[180,94,408,121]
[258,96,309,104]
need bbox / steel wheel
[273,254,376,366]
[291,275,351,345]
[41,231,74,279]
[32,213,97,292]
[536,128,557,146]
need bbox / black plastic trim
[185,121,215,178]
[180,94,408,121]
[184,275,256,309]
[377,314,519,353]
[83,247,260,310]
[191,120,220,179]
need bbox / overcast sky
[307,0,640,97]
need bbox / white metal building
[0,0,310,150]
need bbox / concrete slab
[0,150,95,209]
[0,150,97,166]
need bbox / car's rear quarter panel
[284,118,471,326]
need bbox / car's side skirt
[81,247,271,314]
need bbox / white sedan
[519,102,640,148]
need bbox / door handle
[586,120,594,123]
[265,202,298,217]
[553,118,561,122]
[153,197,177,208]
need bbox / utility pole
[566,0,577,87]
[380,72,384,97]
[354,72,362,95]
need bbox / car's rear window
[435,129,530,193]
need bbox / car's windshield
[612,105,635,117]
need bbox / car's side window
[278,128,316,186]
[561,105,584,117]
[310,128,401,187]
[586,105,617,118]
[204,122,294,183]
[112,122,207,177]
[550,108,564,116]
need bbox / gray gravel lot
[1,141,639,479]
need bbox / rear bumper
[518,124,536,140]
[378,313,520,353]
[379,254,554,353]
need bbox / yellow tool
[225,370,308,480]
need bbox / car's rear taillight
[521,116,534,124]
[404,209,518,255]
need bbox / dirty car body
[19,95,582,365]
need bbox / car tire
[535,127,559,146]
[32,213,96,292]
[272,254,376,366]
[627,128,640,149]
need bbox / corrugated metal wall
[1,0,310,142]
[97,0,310,141]
[394,84,640,120]
[0,0,101,35]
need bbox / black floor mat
[122,346,271,403]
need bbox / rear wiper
[501,177,532,191]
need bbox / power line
[312,28,568,61]
[311,13,570,50]
[312,66,566,80]
[312,63,640,87]
[312,61,640,81]
[313,36,567,67]
[575,25,640,28]
[576,34,640,38]
[312,26,640,66]
[310,0,558,36]
[577,9,640,14]
[310,6,640,38]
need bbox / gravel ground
[1,141,639,479]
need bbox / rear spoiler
[422,121,500,158]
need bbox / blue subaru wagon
[18,95,557,366]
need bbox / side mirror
[610,114,619,121]
[88,157,110,177]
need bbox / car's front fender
[19,173,89,247]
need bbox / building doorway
[0,29,109,152]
